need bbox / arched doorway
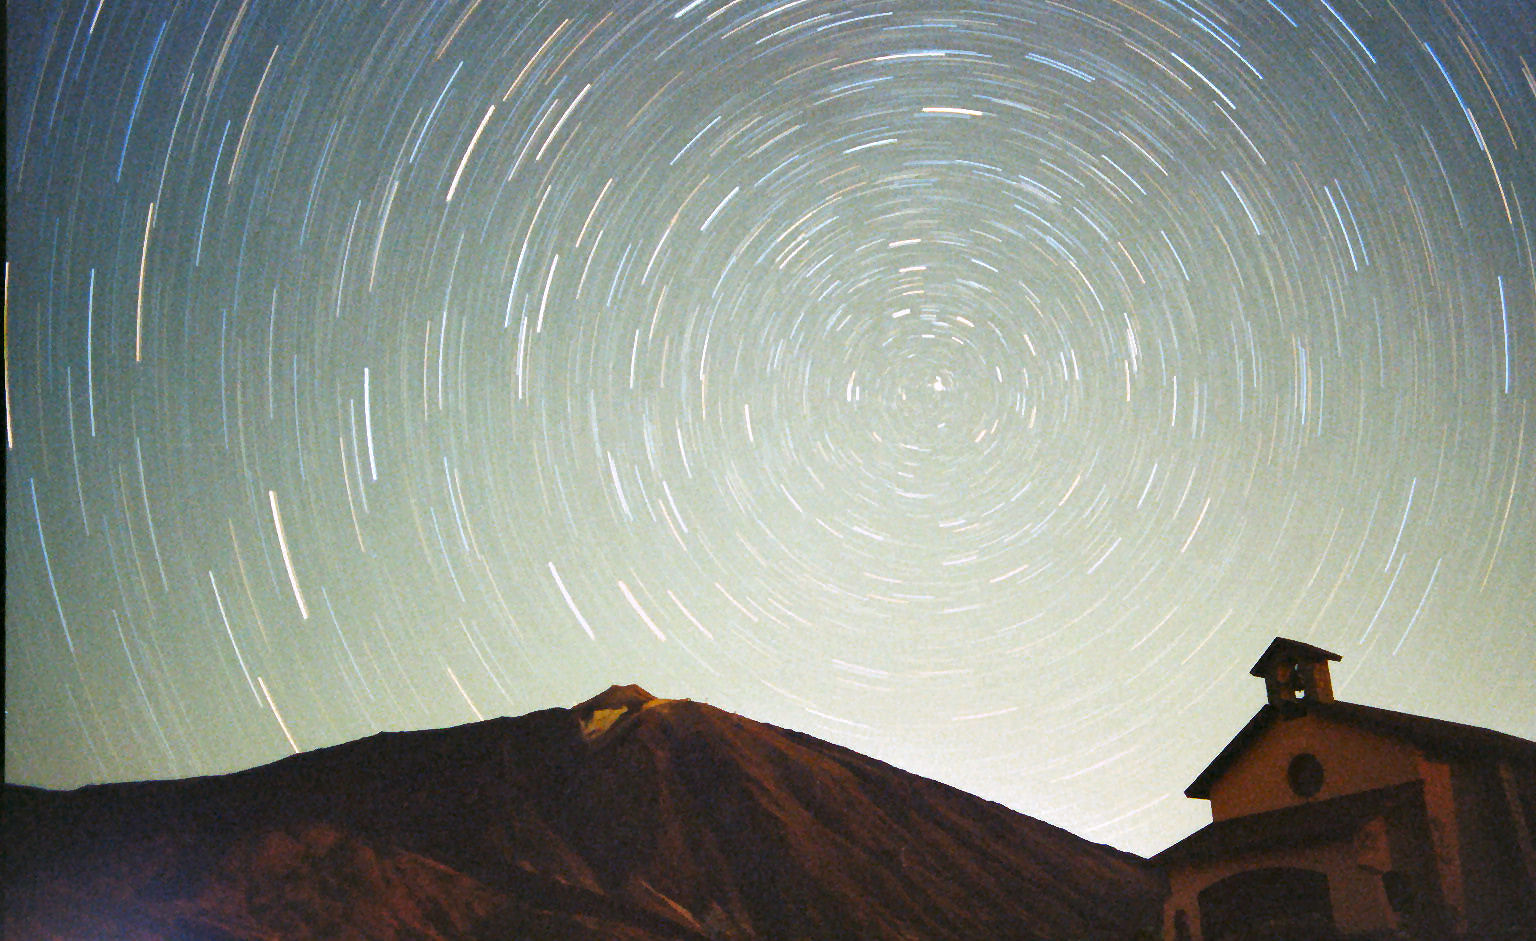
[1197,867,1335,941]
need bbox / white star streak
[549,562,596,640]
[268,490,309,620]
[258,676,299,753]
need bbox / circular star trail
[6,0,1533,854]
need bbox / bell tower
[1250,637,1341,708]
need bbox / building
[1153,637,1536,940]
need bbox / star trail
[5,0,1533,855]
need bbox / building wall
[1207,715,1422,821]
[1162,838,1399,941]
[1172,717,1481,939]
[1448,759,1536,931]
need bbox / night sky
[6,0,1533,857]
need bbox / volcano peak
[573,684,661,741]
[575,683,657,714]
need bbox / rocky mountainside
[4,685,1164,940]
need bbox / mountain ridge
[4,686,1163,940]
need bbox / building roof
[1184,699,1536,799]
[1153,780,1426,866]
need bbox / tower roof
[1248,637,1341,677]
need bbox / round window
[1288,753,1324,797]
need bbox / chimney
[1250,637,1341,709]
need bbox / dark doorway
[1198,867,1336,941]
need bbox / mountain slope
[4,686,1163,940]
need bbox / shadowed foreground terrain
[4,686,1163,940]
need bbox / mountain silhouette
[4,686,1163,940]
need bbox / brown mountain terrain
[4,685,1163,940]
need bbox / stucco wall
[1416,756,1465,931]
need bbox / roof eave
[1183,704,1278,799]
